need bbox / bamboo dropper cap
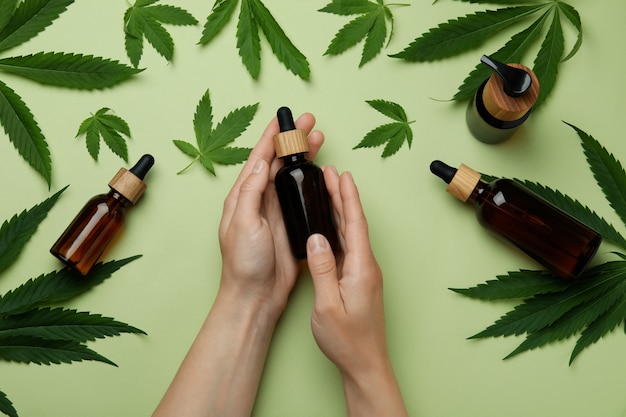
[430,160,481,202]
[108,154,154,204]
[273,107,309,158]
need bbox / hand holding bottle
[218,111,324,319]
[306,168,409,417]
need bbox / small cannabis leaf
[199,0,310,80]
[173,89,258,176]
[0,186,66,274]
[353,99,414,158]
[391,1,582,109]
[124,0,198,68]
[452,123,626,364]
[0,0,141,187]
[319,0,408,67]
[76,108,131,162]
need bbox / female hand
[218,112,324,320]
[306,168,408,417]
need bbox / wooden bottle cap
[447,164,481,202]
[108,168,147,204]
[482,63,540,122]
[274,129,309,158]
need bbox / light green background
[1,1,626,416]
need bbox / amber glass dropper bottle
[50,154,155,275]
[430,160,602,279]
[273,107,339,259]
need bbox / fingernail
[308,233,329,254]
[328,165,338,175]
[252,159,264,173]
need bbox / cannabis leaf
[124,0,198,68]
[0,391,16,417]
[319,0,408,67]
[391,1,582,109]
[199,0,310,80]
[0,0,141,187]
[0,186,66,274]
[0,255,143,317]
[353,99,414,158]
[76,108,131,162]
[173,89,257,176]
[452,123,626,364]
[0,53,142,89]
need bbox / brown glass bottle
[274,107,339,259]
[50,154,154,275]
[430,160,602,279]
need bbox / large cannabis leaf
[199,0,310,80]
[452,123,626,364]
[173,89,258,176]
[124,0,198,68]
[319,0,408,67]
[0,193,144,416]
[353,99,414,158]
[76,108,132,162]
[0,0,141,187]
[391,1,582,109]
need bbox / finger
[307,234,342,309]
[224,159,270,233]
[339,172,371,255]
[305,129,324,162]
[322,166,346,248]
[229,113,319,199]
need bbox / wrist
[339,357,408,417]
[215,278,284,328]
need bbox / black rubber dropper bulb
[480,55,532,97]
[277,106,296,132]
[430,160,457,184]
[130,154,155,180]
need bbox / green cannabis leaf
[124,0,198,68]
[0,0,141,187]
[353,99,414,158]
[452,123,626,364]
[76,108,132,162]
[0,194,144,416]
[319,0,408,67]
[0,186,66,274]
[391,1,582,109]
[199,0,310,80]
[173,89,257,176]
[0,391,16,417]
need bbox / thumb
[307,234,341,307]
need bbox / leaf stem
[177,157,199,175]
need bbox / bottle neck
[108,189,131,207]
[469,179,489,203]
[280,152,308,166]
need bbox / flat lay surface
[1,1,626,416]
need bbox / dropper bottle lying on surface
[50,154,155,275]
[429,160,602,279]
[273,106,339,259]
